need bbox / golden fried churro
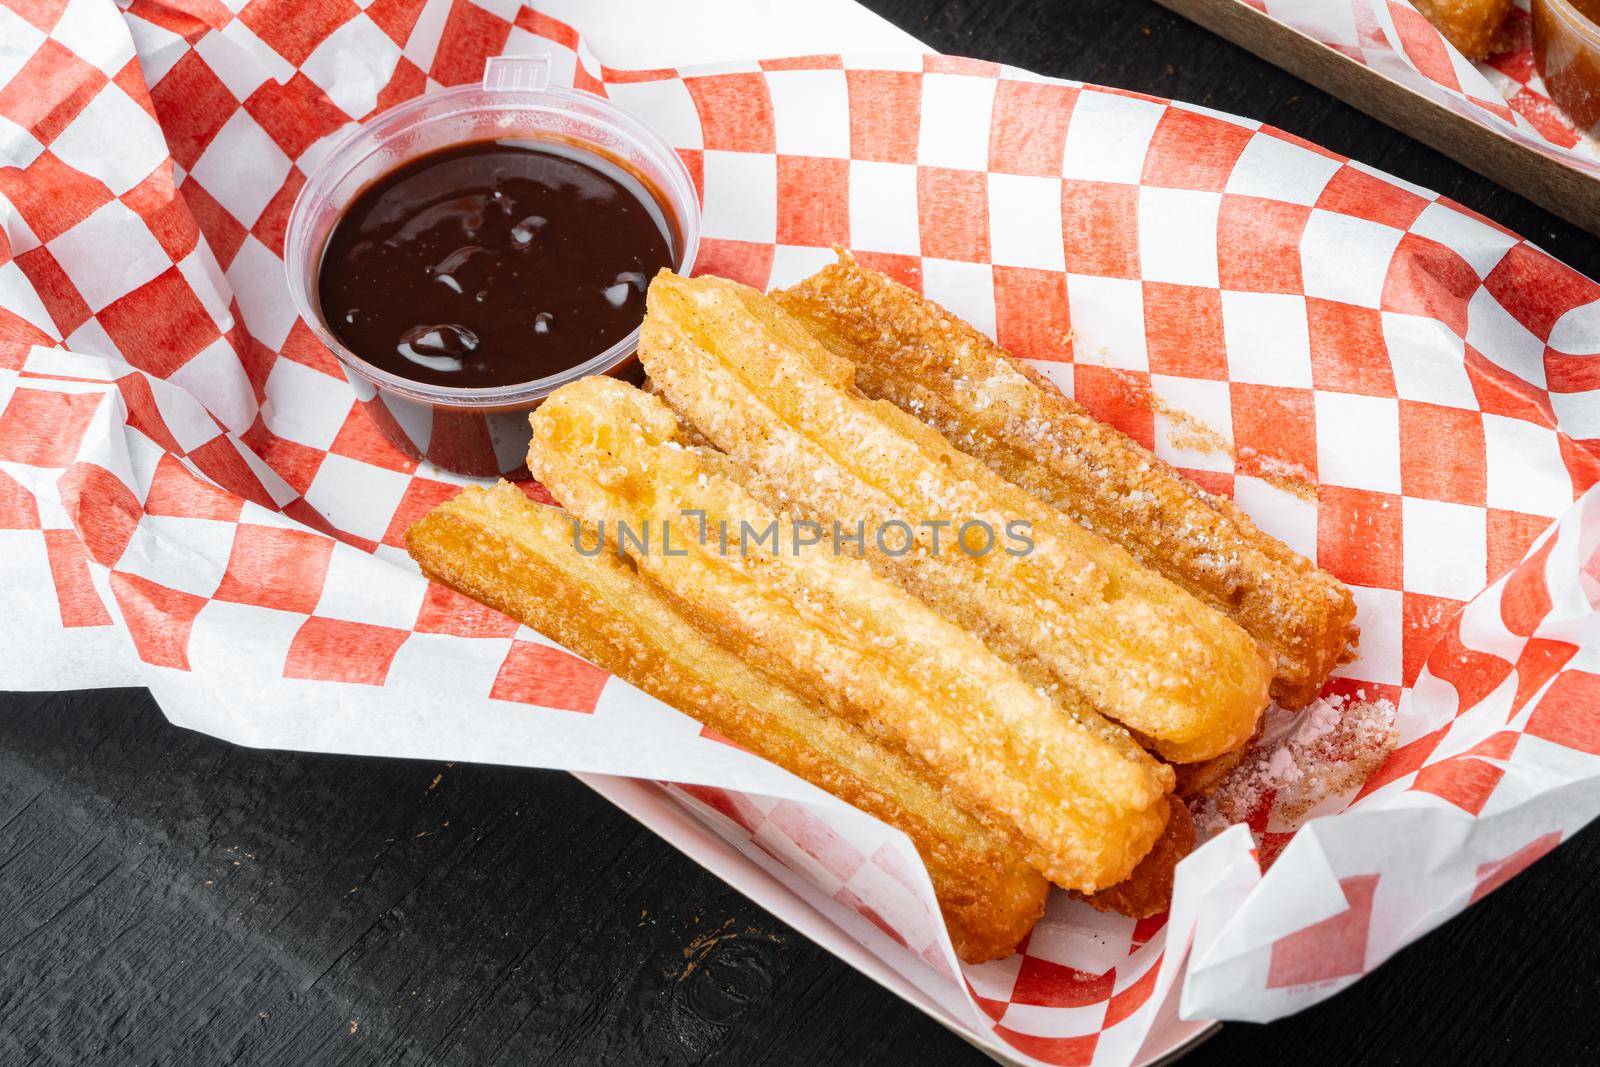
[1413,0,1514,60]
[642,270,1271,763]
[405,483,1048,962]
[775,253,1356,711]
[525,375,1173,892]
[1079,798,1193,919]
[1174,740,1252,800]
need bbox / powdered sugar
[1192,694,1399,843]
[1264,744,1300,786]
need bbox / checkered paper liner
[1252,0,1600,169]
[4,0,1600,1063]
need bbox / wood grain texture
[0,689,972,1065]
[3,2,1600,1064]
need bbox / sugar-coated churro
[1080,798,1193,919]
[525,375,1174,892]
[775,253,1356,711]
[405,483,1049,962]
[1174,739,1253,800]
[643,270,1272,763]
[1413,0,1514,60]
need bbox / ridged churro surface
[775,253,1356,711]
[644,270,1271,763]
[405,483,1049,962]
[1079,798,1193,918]
[525,375,1172,891]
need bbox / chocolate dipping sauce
[317,138,675,389]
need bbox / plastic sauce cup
[284,55,700,478]
[1534,0,1600,137]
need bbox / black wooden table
[5,2,1600,1064]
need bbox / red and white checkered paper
[4,1,1600,1063]
[1252,0,1600,169]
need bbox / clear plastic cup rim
[283,56,701,411]
[1545,0,1600,41]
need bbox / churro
[525,375,1174,892]
[1413,0,1514,60]
[775,253,1356,710]
[1080,798,1193,918]
[405,483,1048,962]
[642,270,1272,763]
[1174,744,1252,800]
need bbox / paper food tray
[4,2,1600,1065]
[1154,0,1600,237]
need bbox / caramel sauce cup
[284,55,700,479]
[1534,0,1600,137]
